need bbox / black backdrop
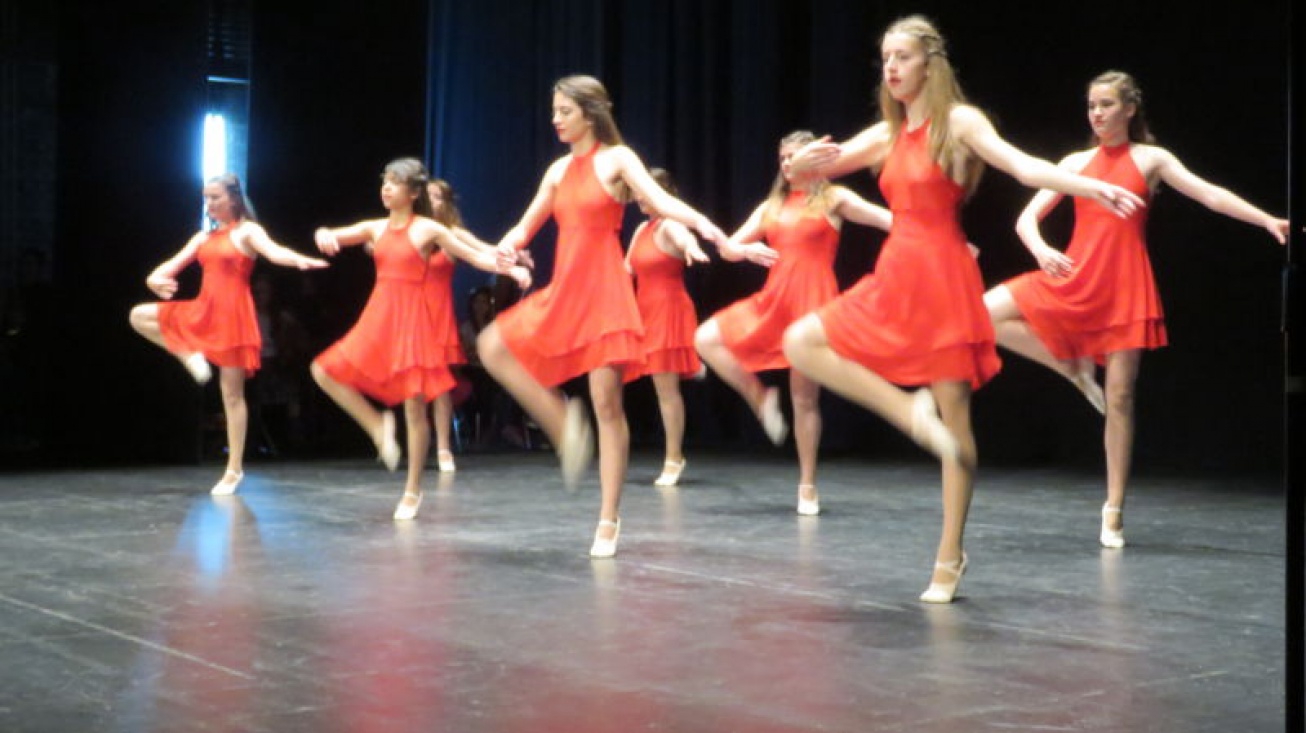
[7,0,1291,475]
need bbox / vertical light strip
[201,112,227,181]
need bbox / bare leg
[986,286,1103,412]
[784,314,973,598]
[588,366,627,540]
[783,315,954,457]
[1102,349,1142,534]
[207,366,248,494]
[695,318,770,416]
[650,372,685,464]
[432,392,455,471]
[310,360,396,465]
[402,397,430,492]
[477,323,566,445]
[130,303,208,380]
[790,369,821,507]
[218,367,248,476]
[929,380,976,573]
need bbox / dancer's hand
[1092,182,1146,219]
[788,136,839,175]
[684,239,711,266]
[1264,216,1289,245]
[506,265,532,290]
[694,217,728,248]
[147,274,178,299]
[314,228,341,256]
[295,254,330,270]
[741,242,779,268]
[1032,243,1074,278]
[495,241,520,271]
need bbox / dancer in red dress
[695,130,892,515]
[129,174,327,495]
[425,177,504,474]
[312,158,529,520]
[783,16,1145,602]
[624,168,710,487]
[984,70,1289,549]
[479,75,727,557]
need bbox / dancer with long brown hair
[129,174,327,495]
[783,15,1144,602]
[984,70,1288,548]
[478,75,727,557]
[312,158,528,520]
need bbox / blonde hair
[876,15,984,196]
[763,130,834,223]
[1087,70,1156,146]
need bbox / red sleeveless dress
[629,219,701,378]
[1004,144,1165,361]
[314,220,457,406]
[497,147,644,386]
[713,191,841,372]
[423,249,468,368]
[819,122,1000,389]
[157,225,260,373]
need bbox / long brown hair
[875,15,984,197]
[1086,70,1156,146]
[428,177,465,227]
[554,75,628,200]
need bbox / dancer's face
[426,183,445,215]
[380,175,416,212]
[552,91,591,145]
[1086,84,1134,143]
[202,182,235,223]
[881,32,927,102]
[778,142,808,184]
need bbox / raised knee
[128,305,149,332]
[782,318,816,359]
[694,322,718,352]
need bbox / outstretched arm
[952,105,1144,219]
[1152,147,1289,245]
[145,231,206,299]
[717,202,778,267]
[240,223,328,270]
[422,220,533,289]
[830,186,892,232]
[656,219,710,266]
[611,146,728,247]
[314,221,377,256]
[788,124,893,181]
